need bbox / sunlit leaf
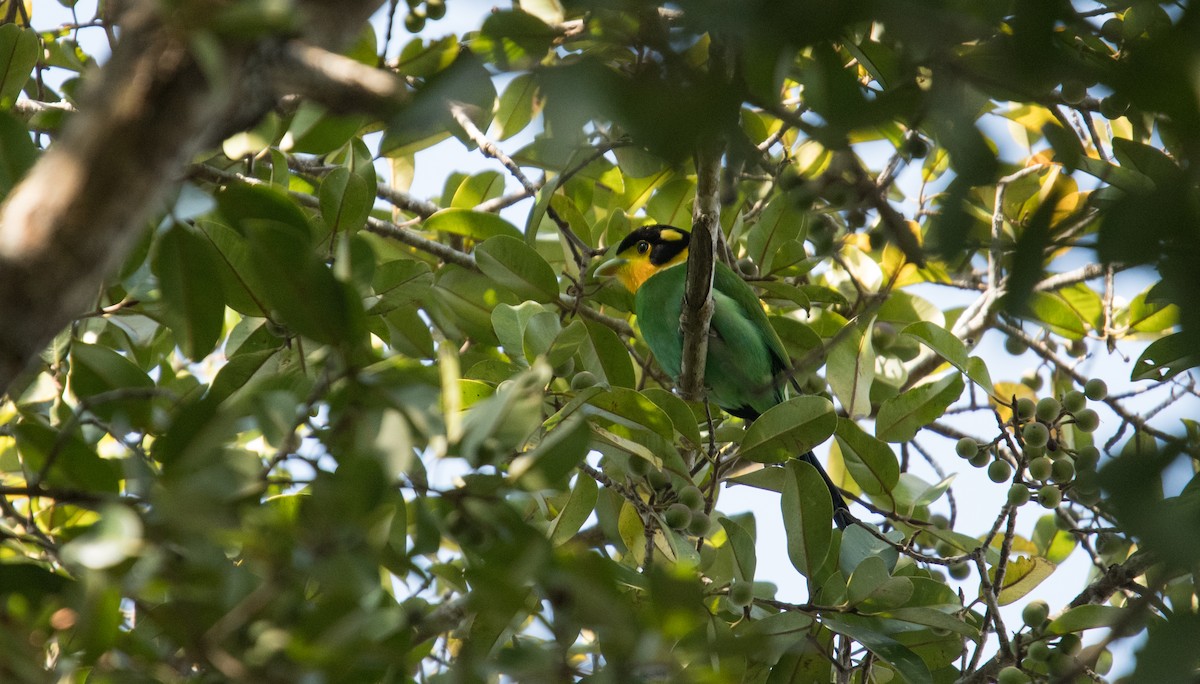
[875,374,964,443]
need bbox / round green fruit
[956,437,979,459]
[664,503,692,530]
[426,0,446,19]
[1075,445,1100,470]
[1016,397,1037,421]
[1069,338,1088,357]
[1028,456,1053,481]
[728,580,755,608]
[570,371,598,390]
[687,511,711,536]
[404,10,426,32]
[1084,378,1108,401]
[1100,17,1123,41]
[1023,600,1050,628]
[1062,390,1087,414]
[1005,336,1029,356]
[1100,94,1129,119]
[1060,80,1087,106]
[1035,397,1062,423]
[1074,408,1100,433]
[646,469,670,490]
[948,562,970,580]
[678,485,705,512]
[969,450,992,468]
[1051,458,1075,484]
[1038,485,1062,508]
[1008,484,1031,506]
[1023,422,1050,448]
[988,460,1013,483]
[1057,634,1082,656]
[1027,639,1052,661]
[998,665,1031,684]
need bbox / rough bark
[0,0,383,394]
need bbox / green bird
[597,225,854,529]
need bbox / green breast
[634,263,788,418]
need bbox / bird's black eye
[636,240,650,254]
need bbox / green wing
[635,262,793,419]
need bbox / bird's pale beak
[594,256,627,279]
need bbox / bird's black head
[613,224,691,267]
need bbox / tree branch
[678,142,723,402]
[0,0,385,395]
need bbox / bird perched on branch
[597,224,854,529]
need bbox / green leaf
[642,387,702,448]
[1032,513,1077,565]
[995,555,1056,605]
[583,387,675,442]
[0,24,39,106]
[450,171,506,209]
[718,517,757,582]
[1047,605,1127,635]
[834,420,899,498]
[1026,292,1087,339]
[747,194,809,275]
[847,555,890,606]
[875,373,964,443]
[510,416,590,489]
[475,235,560,302]
[578,320,635,388]
[902,321,994,393]
[12,419,120,493]
[493,301,551,366]
[244,218,367,348]
[319,166,373,237]
[782,459,833,581]
[470,10,556,71]
[877,607,980,639]
[522,310,561,361]
[827,321,875,420]
[0,110,37,196]
[425,208,522,241]
[493,73,539,141]
[370,259,433,314]
[839,524,900,576]
[1132,332,1199,382]
[60,504,143,571]
[740,396,837,463]
[70,343,155,428]
[152,223,226,360]
[822,616,933,684]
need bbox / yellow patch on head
[659,229,685,242]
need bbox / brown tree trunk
[0,0,383,394]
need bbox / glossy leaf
[1047,605,1127,635]
[834,419,899,498]
[781,459,833,581]
[152,223,225,360]
[875,374,964,443]
[475,235,559,302]
[995,555,1056,605]
[425,208,522,241]
[740,396,837,463]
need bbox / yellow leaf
[993,555,1057,605]
[990,381,1037,423]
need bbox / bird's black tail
[799,450,857,530]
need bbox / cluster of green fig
[992,600,1113,682]
[628,457,712,538]
[403,0,446,33]
[955,378,1109,510]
